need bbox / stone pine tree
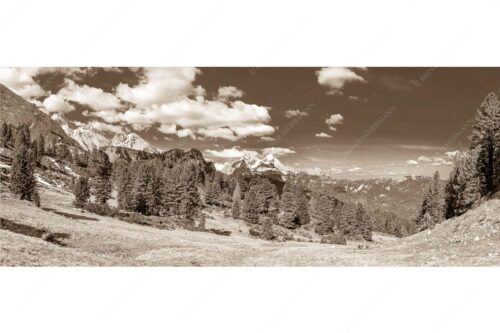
[131,163,152,214]
[0,123,13,148]
[73,176,90,208]
[356,202,373,241]
[314,194,335,234]
[278,183,310,228]
[36,135,45,157]
[445,150,481,218]
[88,149,112,205]
[471,92,500,195]
[9,125,36,201]
[177,165,202,222]
[242,185,260,224]
[117,164,134,211]
[231,182,242,219]
[0,123,8,147]
[279,183,298,228]
[145,164,164,216]
[294,185,310,225]
[416,171,445,230]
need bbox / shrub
[83,202,119,217]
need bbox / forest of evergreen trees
[1,92,497,242]
[415,92,499,230]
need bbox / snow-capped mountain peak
[111,133,155,152]
[218,153,289,176]
[51,113,155,152]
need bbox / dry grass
[1,186,499,266]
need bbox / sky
[1,67,499,179]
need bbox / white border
[1,1,499,332]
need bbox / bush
[320,233,347,245]
[83,202,119,217]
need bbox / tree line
[415,92,499,230]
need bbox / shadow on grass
[42,208,99,221]
[0,218,70,246]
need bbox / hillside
[1,182,498,266]
[0,84,78,147]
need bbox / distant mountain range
[50,113,156,153]
[217,153,289,179]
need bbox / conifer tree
[73,176,90,208]
[356,202,372,241]
[117,165,134,211]
[36,135,45,157]
[445,150,481,218]
[131,163,152,214]
[231,182,242,219]
[9,126,36,201]
[88,149,112,204]
[471,92,500,195]
[0,123,9,147]
[145,165,164,215]
[242,185,260,224]
[314,194,335,234]
[177,165,202,221]
[416,171,445,230]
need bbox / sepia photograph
[1,67,498,266]
[1,1,499,332]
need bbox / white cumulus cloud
[325,114,344,131]
[116,68,203,108]
[217,86,244,101]
[406,159,419,165]
[41,94,75,114]
[316,67,367,95]
[261,147,296,156]
[204,147,258,159]
[0,67,46,99]
[315,132,332,138]
[58,79,121,111]
[284,109,308,118]
[116,98,274,141]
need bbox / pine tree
[256,178,278,214]
[356,202,372,241]
[37,135,45,156]
[471,92,500,195]
[416,171,445,230]
[445,150,481,218]
[9,126,36,201]
[73,176,90,208]
[131,163,152,214]
[177,165,202,222]
[294,185,310,225]
[242,185,260,224]
[145,164,164,215]
[314,194,335,234]
[231,182,242,219]
[0,123,9,147]
[279,183,298,228]
[117,165,134,211]
[88,149,112,204]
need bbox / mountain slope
[0,84,79,147]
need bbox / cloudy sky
[1,67,498,179]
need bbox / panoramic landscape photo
[0,67,499,266]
